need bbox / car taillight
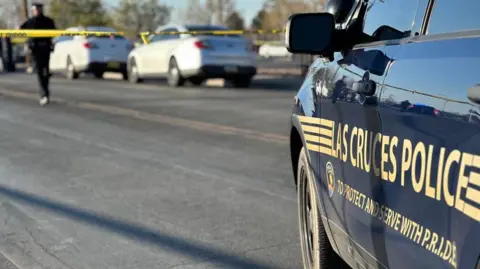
[194,40,212,49]
[83,42,97,49]
[434,109,440,116]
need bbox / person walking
[20,2,56,106]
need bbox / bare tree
[48,0,111,29]
[214,0,234,25]
[20,0,28,21]
[262,0,327,29]
[225,11,244,30]
[113,0,171,36]
[0,0,22,27]
[182,0,236,26]
[182,0,211,24]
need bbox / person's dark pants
[33,49,51,99]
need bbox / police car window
[363,0,420,41]
[94,35,126,40]
[427,1,480,35]
[164,28,180,40]
[186,26,240,37]
[150,33,165,43]
[151,28,177,42]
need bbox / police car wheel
[167,58,185,87]
[66,57,78,80]
[297,147,340,269]
[128,59,143,84]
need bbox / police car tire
[66,57,78,80]
[128,59,143,84]
[297,147,341,269]
[167,58,185,87]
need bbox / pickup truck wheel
[167,58,185,87]
[297,147,340,269]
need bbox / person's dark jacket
[20,14,56,53]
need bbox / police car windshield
[185,26,241,37]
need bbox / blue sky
[105,0,264,26]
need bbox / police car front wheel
[297,147,342,269]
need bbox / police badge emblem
[326,162,335,197]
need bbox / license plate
[108,62,120,68]
[224,66,238,73]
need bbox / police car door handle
[467,84,480,104]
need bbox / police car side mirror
[285,13,335,56]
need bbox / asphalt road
[0,73,303,269]
[256,56,305,69]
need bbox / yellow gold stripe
[465,187,480,204]
[319,128,333,137]
[319,137,333,147]
[469,172,480,187]
[302,125,321,134]
[304,134,318,143]
[318,145,333,156]
[298,116,335,128]
[319,118,335,128]
[306,143,332,156]
[306,143,320,152]
[462,203,480,222]
[304,135,333,147]
[302,125,333,137]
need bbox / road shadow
[251,76,303,91]
[0,184,278,269]
[136,76,303,92]
[3,67,303,92]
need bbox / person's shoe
[26,67,33,73]
[39,97,49,106]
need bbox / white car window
[150,28,178,43]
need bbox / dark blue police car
[287,0,480,268]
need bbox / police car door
[378,1,480,269]
[317,1,422,268]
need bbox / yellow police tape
[138,29,285,44]
[0,29,285,45]
[0,30,124,38]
